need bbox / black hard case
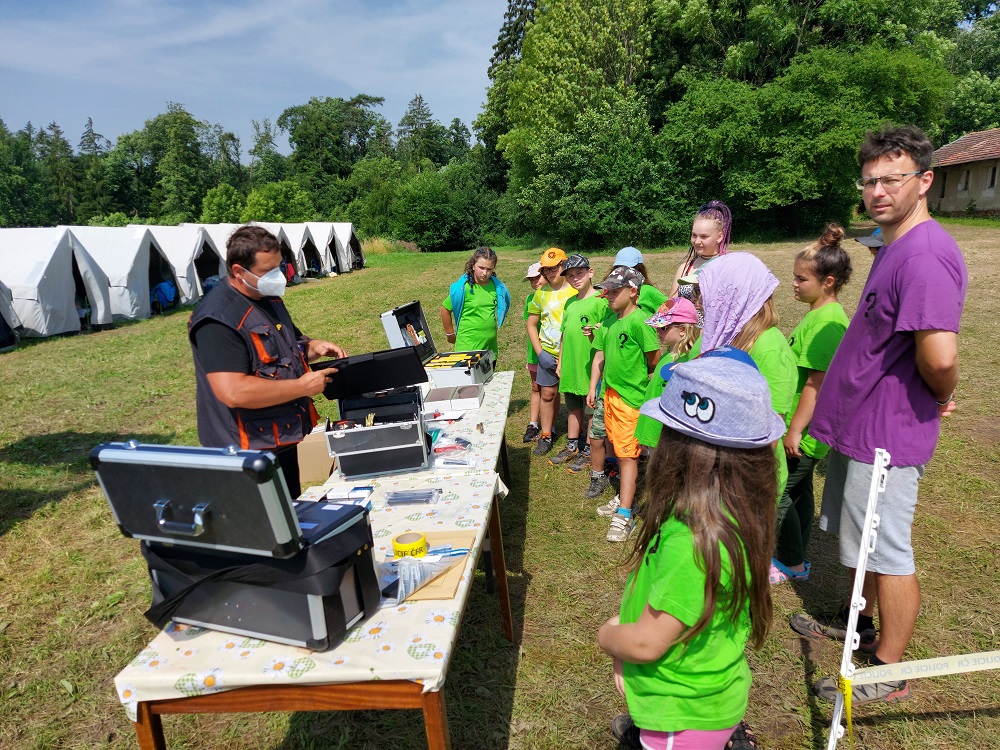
[91,442,380,650]
[314,347,432,479]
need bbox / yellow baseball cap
[539,247,567,267]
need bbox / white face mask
[243,267,287,297]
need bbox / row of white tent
[0,222,364,339]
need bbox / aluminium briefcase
[91,441,380,650]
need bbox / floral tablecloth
[114,472,506,720]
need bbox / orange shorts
[604,387,642,459]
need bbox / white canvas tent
[333,222,365,272]
[65,226,177,321]
[280,223,325,276]
[192,224,240,273]
[0,227,114,337]
[141,225,225,305]
[0,278,22,350]
[304,222,340,274]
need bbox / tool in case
[380,300,495,388]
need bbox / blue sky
[0,0,506,153]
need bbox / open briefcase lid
[91,442,305,558]
[312,346,427,401]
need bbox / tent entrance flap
[194,242,225,289]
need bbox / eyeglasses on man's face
[855,171,925,192]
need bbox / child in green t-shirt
[588,268,659,543]
[440,246,511,359]
[549,254,608,469]
[527,248,578,456]
[598,349,784,748]
[634,298,701,450]
[770,225,852,584]
[522,262,548,443]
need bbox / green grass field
[1,223,997,749]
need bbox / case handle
[154,499,211,537]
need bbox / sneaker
[607,512,634,542]
[789,611,878,652]
[610,713,640,749]
[532,434,553,456]
[726,720,760,749]
[596,494,621,516]
[584,473,611,499]
[567,449,591,474]
[522,423,540,443]
[813,675,910,704]
[548,443,578,466]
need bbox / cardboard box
[298,427,336,486]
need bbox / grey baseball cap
[561,254,590,275]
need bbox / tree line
[3,1,1000,250]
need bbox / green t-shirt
[621,516,751,732]
[748,326,797,500]
[527,283,578,356]
[441,279,499,357]
[559,293,610,396]
[523,292,539,365]
[635,336,702,448]
[599,308,659,408]
[786,303,849,459]
[638,284,667,318]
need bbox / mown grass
[1,228,997,749]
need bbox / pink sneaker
[769,558,810,584]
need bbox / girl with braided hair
[440,246,511,359]
[670,201,733,298]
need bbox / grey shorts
[819,449,924,576]
[588,396,606,439]
[536,350,559,388]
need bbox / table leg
[499,436,511,485]
[487,499,514,642]
[134,702,167,750]
[421,689,452,750]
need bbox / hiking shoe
[814,675,910,704]
[567,449,591,474]
[532,435,553,456]
[610,713,640,749]
[726,720,760,749]
[522,423,540,443]
[548,444,578,466]
[790,611,878,652]
[596,494,622,516]
[585,473,611,499]
[607,513,634,542]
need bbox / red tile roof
[934,128,1000,167]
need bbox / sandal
[726,719,760,749]
[769,558,810,584]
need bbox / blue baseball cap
[614,246,643,268]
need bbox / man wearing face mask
[188,225,346,496]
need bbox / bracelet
[445,332,456,339]
[935,390,955,406]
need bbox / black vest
[188,280,318,450]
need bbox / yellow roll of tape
[392,531,428,559]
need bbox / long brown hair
[729,297,779,352]
[626,429,776,649]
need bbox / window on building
[962,170,970,191]
[940,171,947,198]
[990,165,997,190]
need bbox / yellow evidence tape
[392,532,428,559]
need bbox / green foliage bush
[201,184,245,223]
[240,180,315,223]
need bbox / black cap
[560,253,590,275]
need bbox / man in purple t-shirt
[789,126,968,705]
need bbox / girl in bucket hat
[598,349,782,750]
